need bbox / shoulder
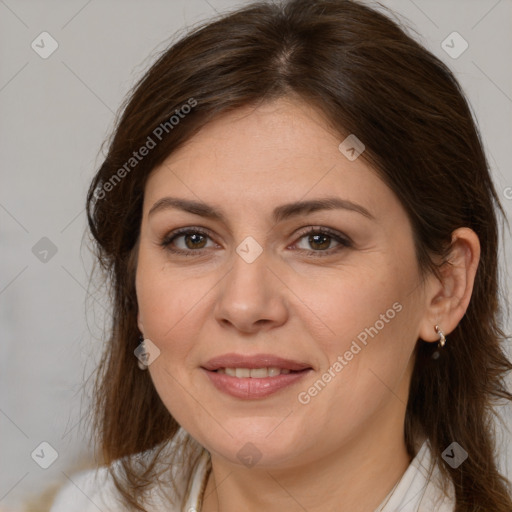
[377,439,456,512]
[412,440,456,511]
[49,466,118,512]
[50,428,209,512]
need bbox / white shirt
[50,430,455,512]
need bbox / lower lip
[202,369,311,399]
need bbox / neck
[200,407,412,512]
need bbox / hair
[84,0,512,510]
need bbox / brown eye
[160,228,215,256]
[182,232,208,250]
[305,233,332,250]
[293,227,352,257]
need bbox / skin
[135,95,480,512]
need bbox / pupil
[310,234,330,250]
[186,233,206,249]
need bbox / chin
[191,418,312,468]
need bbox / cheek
[135,249,209,355]
[296,258,421,413]
[135,253,211,422]
[301,259,413,355]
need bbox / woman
[50,0,512,510]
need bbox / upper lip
[202,353,312,371]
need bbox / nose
[213,246,288,334]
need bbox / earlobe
[137,311,144,335]
[418,227,480,343]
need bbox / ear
[418,227,480,343]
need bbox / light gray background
[1,0,511,510]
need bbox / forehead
[143,97,394,221]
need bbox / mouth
[215,367,297,377]
[202,353,312,372]
[201,353,313,399]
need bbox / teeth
[218,367,293,378]
[250,368,269,378]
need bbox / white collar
[374,440,455,511]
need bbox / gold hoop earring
[431,325,446,360]
[435,325,446,348]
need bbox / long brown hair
[85,0,512,510]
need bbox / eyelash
[159,226,352,258]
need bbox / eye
[160,227,216,256]
[160,226,352,257]
[291,226,352,257]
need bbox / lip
[202,369,311,399]
[202,353,312,371]
[201,353,313,400]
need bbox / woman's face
[136,96,431,469]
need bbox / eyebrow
[148,196,375,223]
